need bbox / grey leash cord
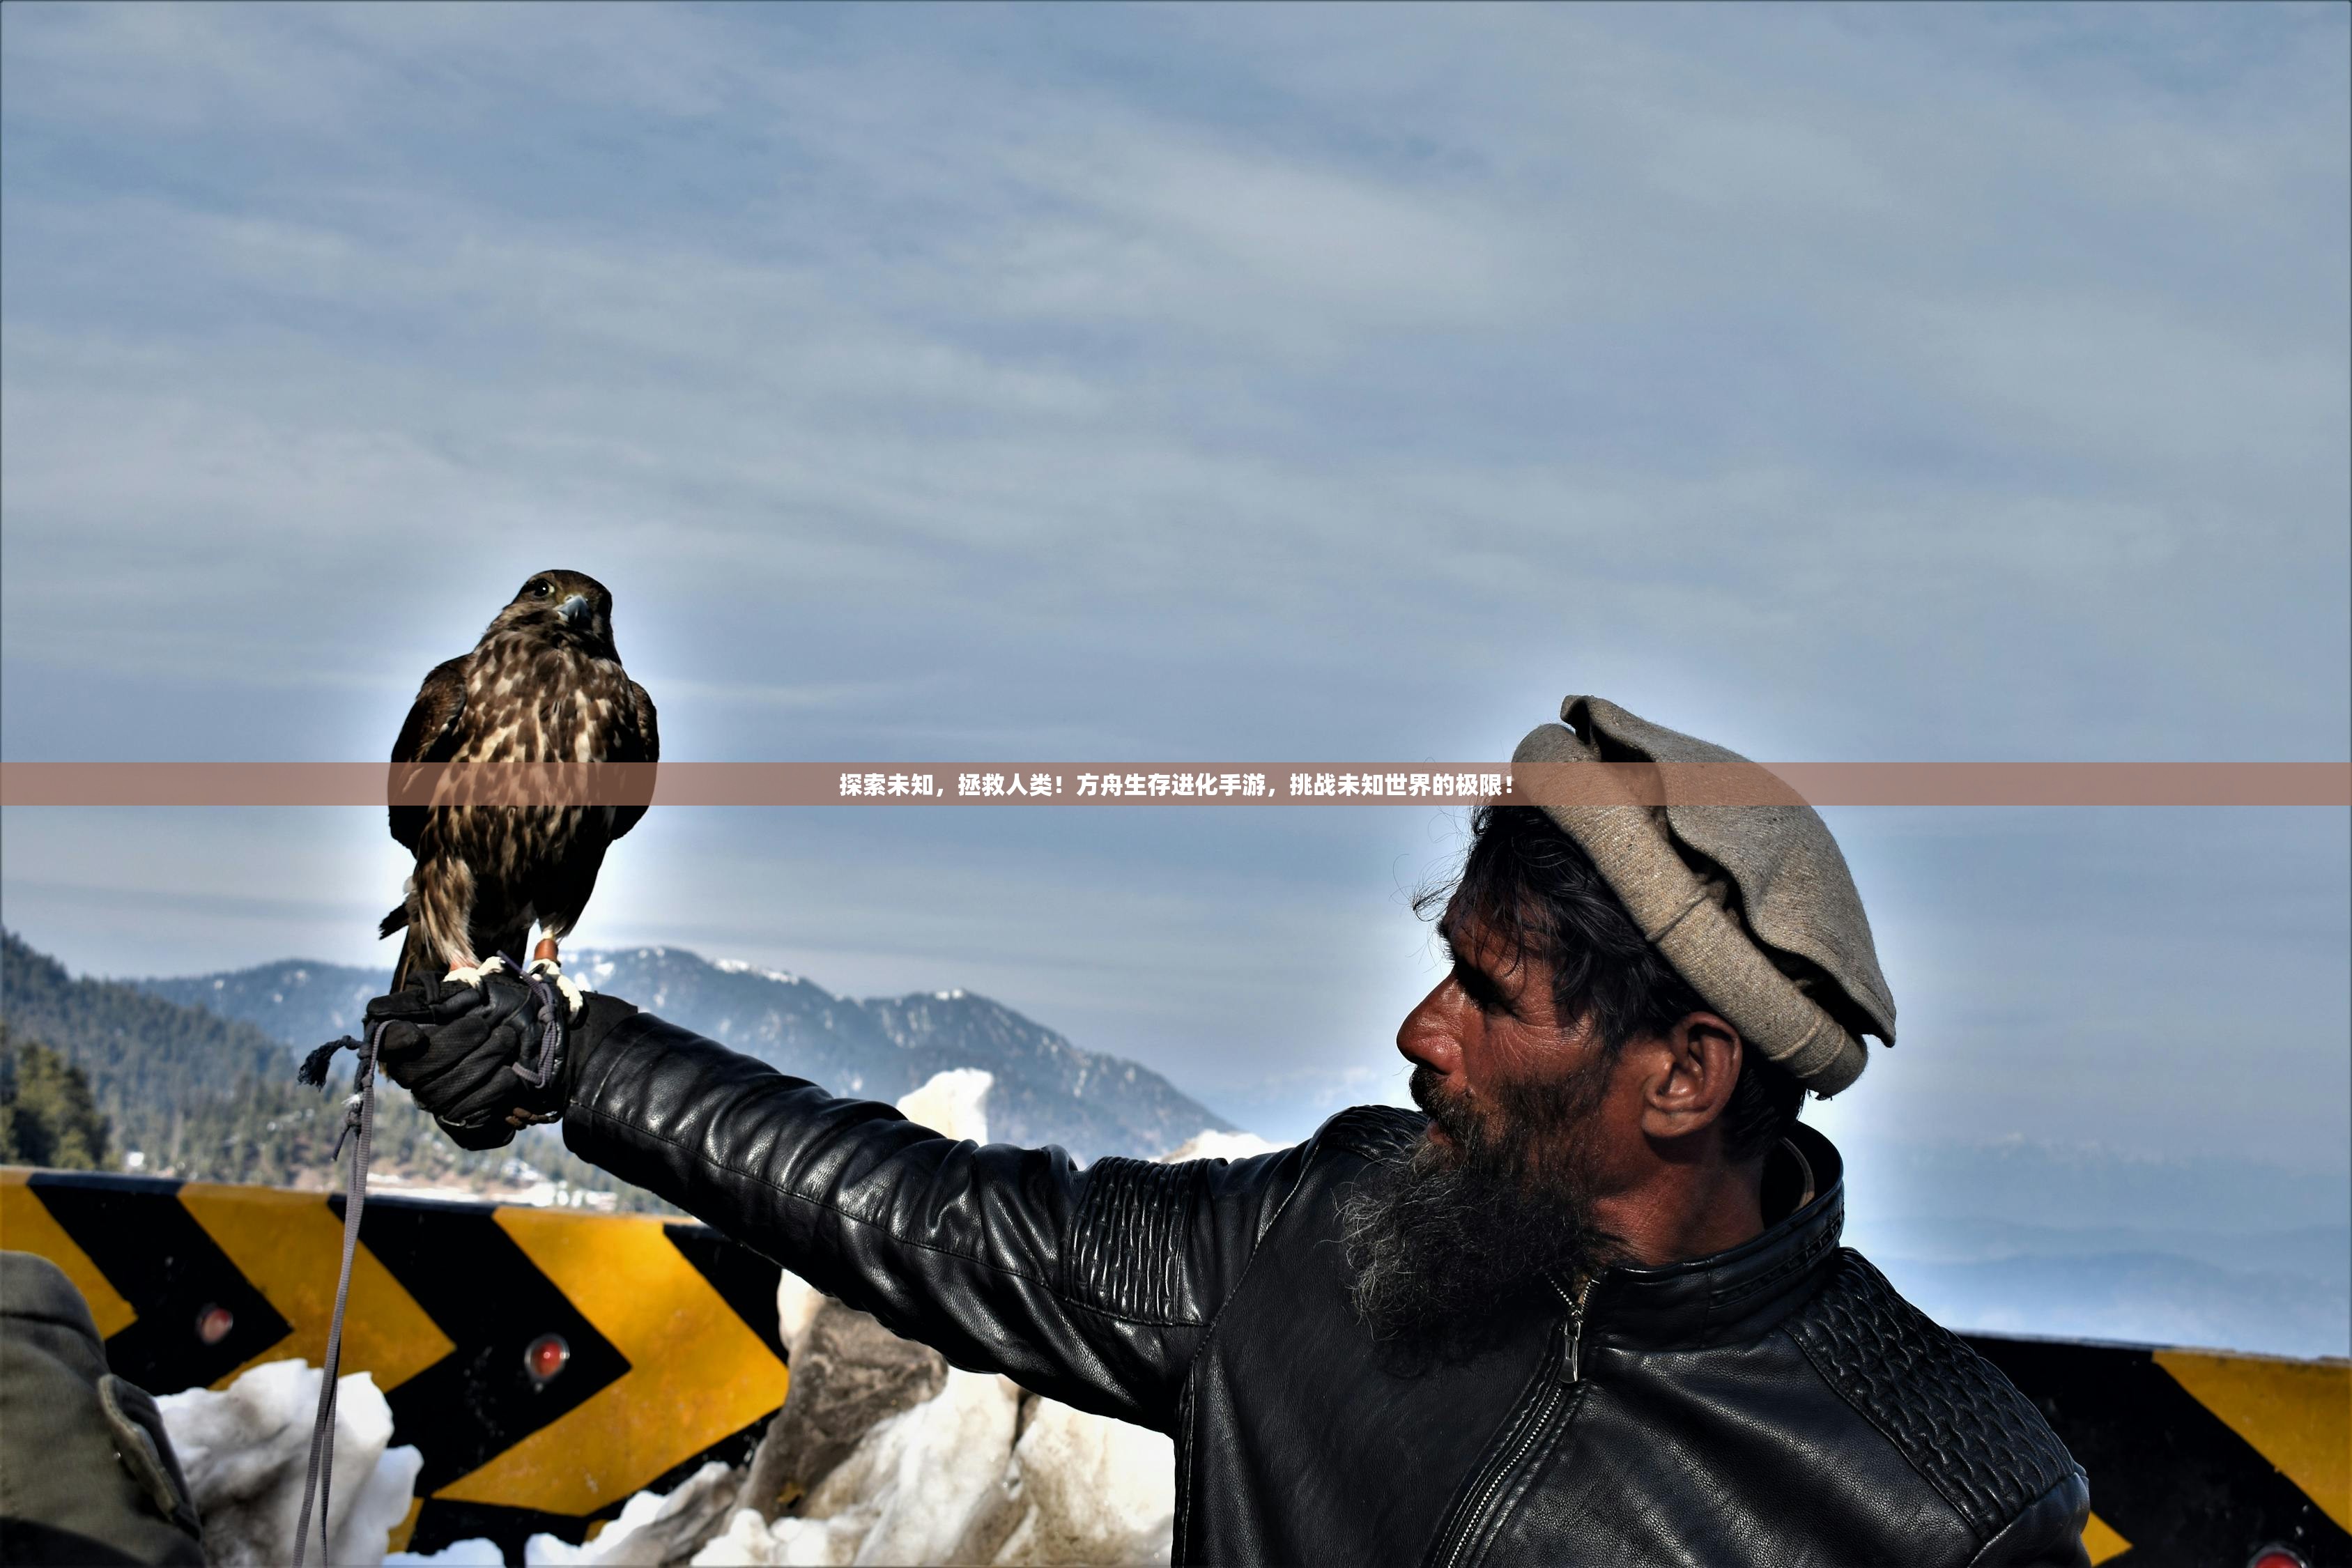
[286,962,565,1560]
[514,969,565,1089]
[293,1020,383,1568]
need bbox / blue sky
[2,3,2345,1168]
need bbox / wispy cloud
[3,3,2344,1150]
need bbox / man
[371,697,2091,1565]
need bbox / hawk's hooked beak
[556,594,590,624]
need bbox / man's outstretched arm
[370,974,1309,1434]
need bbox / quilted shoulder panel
[1785,1250,2079,1544]
[1315,1104,1428,1162]
[1061,1156,1201,1324]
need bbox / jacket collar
[1577,1122,1847,1353]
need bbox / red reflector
[524,1332,571,1385]
[194,1304,234,1345]
[2248,1548,2308,1568]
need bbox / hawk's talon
[443,954,509,989]
[525,957,587,1020]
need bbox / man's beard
[1339,1057,1625,1368]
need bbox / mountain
[0,929,657,1204]
[137,944,1235,1161]
[3,929,302,1174]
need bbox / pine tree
[0,1024,113,1170]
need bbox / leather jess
[558,1008,2091,1567]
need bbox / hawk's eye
[532,581,552,598]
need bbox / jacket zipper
[1433,1277,1592,1568]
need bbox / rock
[696,1371,1022,1566]
[736,1296,950,1521]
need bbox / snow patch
[523,1461,739,1565]
[990,1396,1174,1565]
[895,1069,994,1146]
[387,1539,504,1565]
[1159,1130,1286,1165]
[157,1360,421,1567]
[715,958,802,984]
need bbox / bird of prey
[380,570,658,1013]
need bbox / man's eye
[1454,966,1505,1016]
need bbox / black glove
[364,970,569,1150]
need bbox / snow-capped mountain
[137,946,1235,1160]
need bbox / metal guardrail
[3,1167,2345,1565]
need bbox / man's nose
[1397,976,1466,1077]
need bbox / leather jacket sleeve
[559,1009,1312,1434]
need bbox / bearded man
[367,698,2090,1567]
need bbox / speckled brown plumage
[381,570,658,990]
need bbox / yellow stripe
[0,1169,138,1339]
[387,1497,423,1555]
[2080,1510,2130,1564]
[432,1208,788,1515]
[176,1183,454,1392]
[2155,1347,2351,1532]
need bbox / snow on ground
[687,1367,1171,1566]
[387,1540,505,1566]
[522,1462,740,1565]
[157,1359,421,1567]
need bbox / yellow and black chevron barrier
[1969,1333,2347,1566]
[4,1166,2346,1566]
[2,1167,789,1560]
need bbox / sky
[2,3,2346,1173]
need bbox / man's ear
[1638,1011,1743,1143]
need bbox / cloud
[2,4,2344,1154]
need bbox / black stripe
[30,1171,292,1394]
[356,1199,630,1494]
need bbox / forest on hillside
[0,930,664,1208]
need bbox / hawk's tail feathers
[391,930,422,996]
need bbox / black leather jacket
[562,1005,2091,1567]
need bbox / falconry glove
[366,969,573,1148]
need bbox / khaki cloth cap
[1512,696,1896,1096]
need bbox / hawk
[380,570,658,1013]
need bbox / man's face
[1339,905,1631,1360]
[1397,910,1639,1191]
